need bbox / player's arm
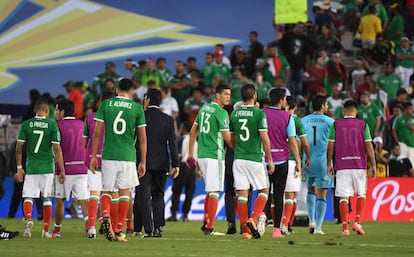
[15,141,25,183]
[364,124,376,178]
[137,125,147,178]
[260,131,274,174]
[187,123,199,169]
[374,115,382,137]
[300,135,311,167]
[53,143,66,184]
[167,117,180,179]
[221,130,234,150]
[327,123,335,177]
[287,116,301,173]
[90,121,104,172]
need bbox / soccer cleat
[51,232,62,238]
[226,222,237,234]
[313,229,326,235]
[204,228,225,236]
[242,232,252,239]
[280,225,290,235]
[23,220,33,238]
[166,215,178,222]
[342,229,350,236]
[246,218,260,239]
[0,225,19,240]
[288,225,294,234]
[126,228,134,235]
[102,217,115,242]
[87,227,97,239]
[352,223,365,235]
[308,222,316,234]
[256,213,267,237]
[272,228,284,238]
[115,232,128,242]
[42,230,52,238]
[200,221,207,232]
[153,228,162,238]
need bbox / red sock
[207,193,219,229]
[238,197,249,233]
[251,193,268,220]
[355,197,366,223]
[111,198,119,230]
[340,199,349,231]
[88,196,99,228]
[203,193,210,223]
[289,200,297,226]
[100,194,111,217]
[116,196,130,233]
[23,199,33,221]
[43,200,52,232]
[282,199,294,227]
[126,219,133,230]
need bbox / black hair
[145,88,162,106]
[216,84,231,94]
[34,99,50,113]
[286,96,297,110]
[268,88,286,106]
[156,57,166,64]
[402,101,413,109]
[118,78,133,91]
[240,84,256,102]
[101,90,116,102]
[187,57,197,62]
[56,99,74,117]
[312,95,327,111]
[343,99,358,110]
[249,31,258,37]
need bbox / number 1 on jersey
[312,126,316,146]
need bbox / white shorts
[233,159,269,191]
[101,160,139,192]
[335,169,367,197]
[55,174,89,201]
[22,174,54,198]
[285,160,301,192]
[87,169,102,192]
[198,158,225,192]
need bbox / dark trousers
[170,163,196,216]
[8,181,43,218]
[133,169,167,233]
[269,161,288,228]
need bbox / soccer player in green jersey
[90,78,147,242]
[15,99,66,238]
[230,84,274,239]
[188,84,233,235]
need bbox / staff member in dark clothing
[134,89,180,237]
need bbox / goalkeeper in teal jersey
[301,95,335,235]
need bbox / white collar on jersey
[34,116,47,119]
[148,105,160,109]
[63,117,76,120]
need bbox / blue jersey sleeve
[286,116,296,137]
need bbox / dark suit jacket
[142,106,179,171]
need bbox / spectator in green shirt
[384,3,405,44]
[357,90,383,138]
[376,62,404,102]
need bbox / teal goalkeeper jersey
[195,102,230,160]
[95,96,146,161]
[230,105,268,163]
[17,116,60,174]
[301,113,334,176]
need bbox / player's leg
[22,175,37,237]
[151,170,167,237]
[288,194,297,232]
[282,192,295,234]
[52,174,68,237]
[72,175,89,235]
[282,160,300,234]
[306,177,317,233]
[182,165,196,221]
[126,191,134,234]
[335,170,353,236]
[352,169,367,235]
[315,187,328,234]
[100,160,118,241]
[270,161,288,238]
[233,160,250,238]
[197,159,209,231]
[87,168,102,238]
[168,166,184,222]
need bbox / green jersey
[230,105,267,162]
[392,114,414,147]
[17,116,60,174]
[230,80,245,104]
[290,115,306,161]
[212,63,232,84]
[158,68,173,82]
[395,47,414,68]
[376,73,403,101]
[93,72,121,93]
[133,69,166,88]
[384,14,404,43]
[95,96,146,161]
[256,81,272,102]
[203,64,215,86]
[195,102,230,159]
[357,103,382,137]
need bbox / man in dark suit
[134,89,180,237]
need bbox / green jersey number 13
[200,112,211,134]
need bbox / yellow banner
[274,0,307,24]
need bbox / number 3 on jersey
[113,111,126,135]
[200,112,211,133]
[239,119,250,141]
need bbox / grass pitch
[0,219,413,257]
